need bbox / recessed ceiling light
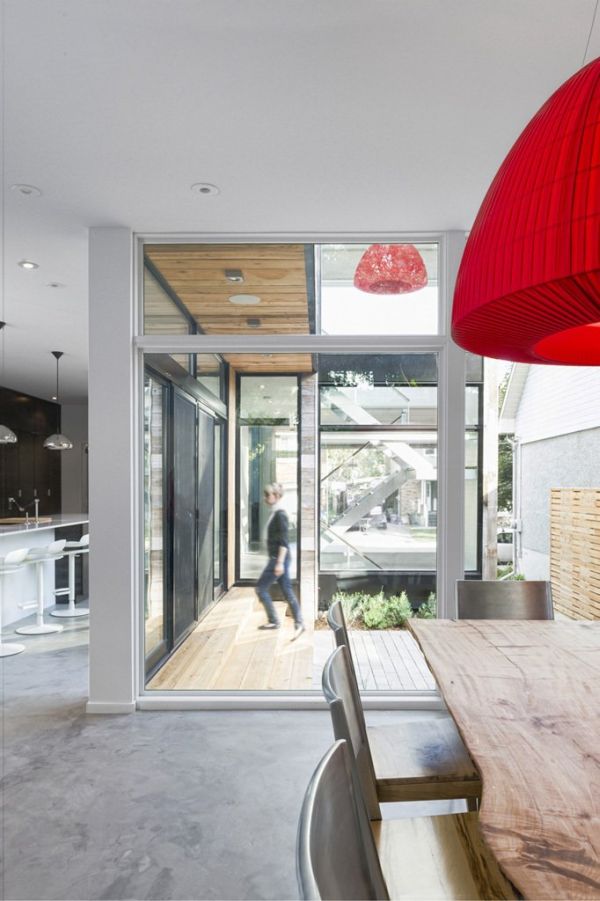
[51,395,57,401]
[229,294,261,306]
[224,269,244,283]
[18,259,38,270]
[191,182,220,196]
[11,184,42,197]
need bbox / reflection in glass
[144,375,166,660]
[239,377,298,579]
[320,244,439,335]
[464,432,479,571]
[320,433,437,572]
[214,424,222,589]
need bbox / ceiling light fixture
[228,294,261,306]
[11,184,42,197]
[190,182,220,196]
[0,323,17,444]
[44,352,73,450]
[452,57,600,364]
[224,269,244,283]
[18,259,38,270]
[354,244,428,294]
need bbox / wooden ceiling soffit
[144,244,315,335]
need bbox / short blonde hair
[264,482,284,498]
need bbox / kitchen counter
[0,514,89,537]
[0,515,89,625]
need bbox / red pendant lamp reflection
[354,244,428,294]
[452,57,600,364]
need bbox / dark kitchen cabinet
[0,388,62,517]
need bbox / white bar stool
[16,539,66,636]
[51,533,89,618]
[0,548,28,657]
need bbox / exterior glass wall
[238,375,299,580]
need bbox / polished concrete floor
[1,616,456,900]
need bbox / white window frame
[87,230,466,713]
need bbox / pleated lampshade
[354,244,428,294]
[452,57,600,364]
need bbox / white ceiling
[2,0,599,401]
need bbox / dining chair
[297,740,505,901]
[455,580,554,620]
[297,739,388,901]
[322,644,481,818]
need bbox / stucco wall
[518,428,600,577]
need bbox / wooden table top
[408,619,600,900]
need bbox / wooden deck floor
[147,587,436,692]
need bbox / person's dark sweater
[267,509,290,558]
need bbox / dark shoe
[259,622,280,631]
[291,623,305,642]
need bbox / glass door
[172,387,199,645]
[197,406,214,619]
[143,373,169,672]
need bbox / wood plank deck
[147,587,436,692]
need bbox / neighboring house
[500,364,600,579]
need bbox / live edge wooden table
[408,619,600,900]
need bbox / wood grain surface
[409,619,600,900]
[551,489,600,620]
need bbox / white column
[438,231,467,618]
[87,228,136,713]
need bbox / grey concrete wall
[519,428,600,578]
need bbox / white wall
[515,366,600,444]
[61,403,88,513]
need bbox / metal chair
[297,740,498,901]
[456,580,554,620]
[326,603,480,812]
[297,740,388,901]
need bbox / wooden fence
[550,488,600,620]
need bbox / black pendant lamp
[44,351,73,450]
[0,322,17,444]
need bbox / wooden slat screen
[550,488,600,620]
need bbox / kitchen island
[0,515,89,626]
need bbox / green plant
[361,590,412,629]
[330,591,364,628]
[416,592,437,619]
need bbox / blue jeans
[256,554,303,626]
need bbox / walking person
[256,483,305,640]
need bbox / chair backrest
[456,580,554,620]
[322,645,381,819]
[297,740,388,901]
[3,547,29,566]
[327,599,350,647]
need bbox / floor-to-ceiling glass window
[319,354,438,608]
[238,375,299,581]
[140,240,483,694]
[142,348,227,682]
[143,372,168,672]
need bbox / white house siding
[515,366,600,443]
[514,365,600,580]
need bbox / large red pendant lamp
[452,57,600,364]
[354,244,428,294]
